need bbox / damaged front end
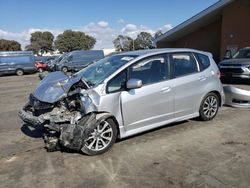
[18,72,108,153]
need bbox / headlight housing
[29,94,54,110]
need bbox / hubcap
[62,67,67,72]
[17,70,23,75]
[203,95,218,118]
[85,121,113,151]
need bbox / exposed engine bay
[19,72,112,153]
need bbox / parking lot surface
[0,74,250,188]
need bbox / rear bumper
[223,85,250,108]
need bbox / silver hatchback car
[19,49,225,155]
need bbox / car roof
[68,50,104,55]
[116,48,211,57]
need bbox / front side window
[67,55,73,62]
[170,53,198,78]
[107,71,127,93]
[128,55,168,85]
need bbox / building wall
[220,0,250,59]
[156,20,222,62]
[173,20,222,62]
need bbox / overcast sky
[0,0,218,49]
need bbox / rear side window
[170,53,198,78]
[194,53,210,71]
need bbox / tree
[25,31,54,55]
[113,35,133,51]
[154,30,163,39]
[54,30,96,53]
[0,39,21,51]
[134,32,155,50]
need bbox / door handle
[161,86,171,93]
[198,76,207,81]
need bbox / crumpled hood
[33,71,81,103]
[219,58,250,66]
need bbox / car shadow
[116,120,188,143]
[20,123,45,138]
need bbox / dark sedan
[219,47,250,79]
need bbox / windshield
[56,54,68,64]
[74,55,137,86]
[232,49,250,59]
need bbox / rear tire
[16,69,24,76]
[199,93,219,121]
[81,118,117,156]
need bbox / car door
[75,54,88,71]
[0,56,16,73]
[120,54,175,131]
[169,52,205,118]
[0,57,8,73]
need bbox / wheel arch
[86,111,121,139]
[209,90,222,107]
[199,90,222,109]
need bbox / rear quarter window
[194,53,210,71]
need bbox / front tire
[61,66,68,73]
[199,93,219,121]
[81,118,117,155]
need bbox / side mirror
[224,50,232,59]
[126,79,142,89]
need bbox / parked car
[0,51,36,76]
[34,56,60,72]
[47,54,68,71]
[34,61,48,72]
[55,50,104,72]
[19,49,225,155]
[219,47,250,79]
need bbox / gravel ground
[0,74,249,188]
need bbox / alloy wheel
[16,69,24,76]
[203,95,218,118]
[85,121,113,151]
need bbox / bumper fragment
[223,85,250,108]
[18,109,42,125]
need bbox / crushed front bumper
[18,109,43,125]
[223,85,250,108]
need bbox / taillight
[216,71,221,79]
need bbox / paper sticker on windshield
[121,56,135,61]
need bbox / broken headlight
[29,94,54,110]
